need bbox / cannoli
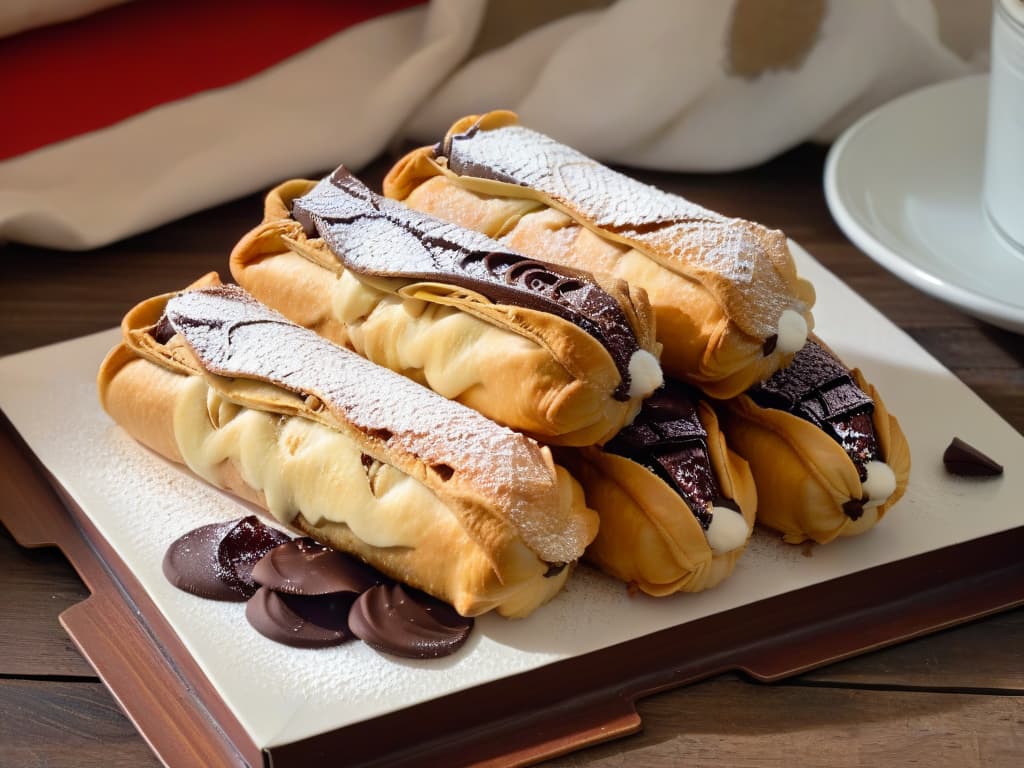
[558,381,757,595]
[384,110,816,399]
[229,167,662,447]
[716,338,910,544]
[97,276,599,618]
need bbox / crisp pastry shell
[97,278,598,617]
[229,180,659,446]
[716,369,910,544]
[383,111,816,399]
[559,402,757,595]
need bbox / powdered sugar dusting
[299,172,514,268]
[444,124,809,339]
[293,170,648,398]
[165,285,589,564]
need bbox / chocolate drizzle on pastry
[748,340,880,480]
[605,381,732,530]
[291,167,642,400]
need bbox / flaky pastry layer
[229,179,660,446]
[717,369,910,544]
[384,111,817,398]
[559,402,757,595]
[97,277,599,617]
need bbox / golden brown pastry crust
[716,353,910,544]
[383,111,816,399]
[229,179,661,446]
[558,402,757,595]
[97,277,599,617]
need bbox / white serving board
[0,242,1021,750]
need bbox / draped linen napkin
[0,0,990,250]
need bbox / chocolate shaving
[252,537,382,596]
[150,315,177,344]
[246,587,355,648]
[842,498,866,521]
[943,437,1003,477]
[162,516,289,602]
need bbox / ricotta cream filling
[331,269,561,401]
[861,460,897,509]
[776,309,809,354]
[172,378,442,549]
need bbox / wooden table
[1,145,1021,767]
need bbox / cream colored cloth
[0,0,991,250]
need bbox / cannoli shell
[384,111,815,398]
[97,278,599,617]
[559,402,757,595]
[717,369,910,544]
[229,180,659,446]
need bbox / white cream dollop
[705,505,750,555]
[627,349,664,399]
[776,309,809,354]
[862,460,897,508]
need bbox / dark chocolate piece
[605,380,728,529]
[349,583,473,659]
[151,315,177,344]
[842,498,866,521]
[245,586,355,648]
[162,516,290,601]
[943,437,1004,477]
[292,167,642,400]
[252,537,382,596]
[748,340,880,478]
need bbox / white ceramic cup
[983,0,1024,254]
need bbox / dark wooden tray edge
[0,411,264,768]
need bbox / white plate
[825,74,1024,334]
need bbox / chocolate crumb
[943,437,1003,477]
[842,498,865,521]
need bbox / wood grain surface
[1,144,1022,767]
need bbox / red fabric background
[1,0,424,161]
